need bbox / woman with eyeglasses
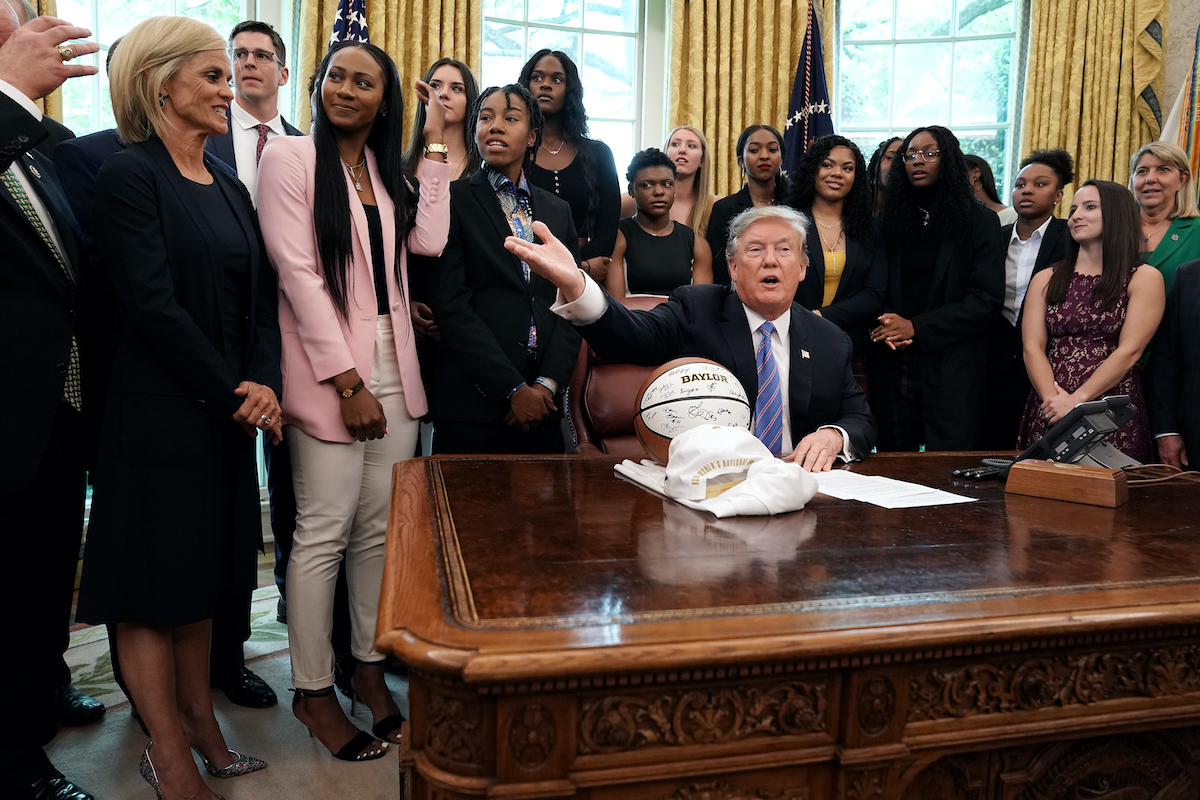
[868,126,1005,451]
[867,136,901,215]
[1127,141,1200,291]
[786,135,885,361]
[520,49,619,283]
[1017,180,1164,460]
[256,40,450,761]
[706,124,787,285]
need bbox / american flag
[329,0,370,47]
[781,1,834,174]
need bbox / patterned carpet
[66,584,290,708]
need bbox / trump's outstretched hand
[504,221,587,303]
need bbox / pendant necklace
[541,138,565,156]
[916,206,931,227]
[342,157,366,192]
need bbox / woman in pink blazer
[257,41,450,762]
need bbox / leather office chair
[565,295,667,456]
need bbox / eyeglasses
[231,48,281,65]
[901,149,941,163]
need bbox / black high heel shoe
[343,658,406,742]
[290,687,388,762]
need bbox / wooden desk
[378,454,1200,800]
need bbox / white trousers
[286,316,418,689]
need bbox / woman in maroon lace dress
[1018,180,1166,460]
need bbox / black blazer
[1001,215,1069,321]
[872,203,1005,450]
[1148,257,1200,466]
[204,115,303,170]
[706,186,753,286]
[428,170,582,424]
[0,95,92,494]
[795,209,886,355]
[580,284,877,457]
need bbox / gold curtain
[1020,0,1168,210]
[294,0,481,133]
[668,0,810,196]
[34,0,61,120]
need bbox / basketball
[634,357,752,464]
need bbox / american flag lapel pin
[28,163,41,179]
[801,349,810,359]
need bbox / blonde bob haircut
[1127,141,1200,219]
[664,125,716,236]
[110,16,227,143]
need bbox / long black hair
[402,58,481,177]
[963,154,1002,204]
[311,41,416,320]
[868,136,901,212]
[786,134,873,243]
[518,49,600,238]
[879,125,975,245]
[1045,179,1141,311]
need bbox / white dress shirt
[0,79,71,268]
[228,98,285,202]
[1003,215,1053,326]
[552,274,854,461]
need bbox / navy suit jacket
[1148,257,1200,466]
[0,94,94,492]
[580,284,877,457]
[204,114,303,170]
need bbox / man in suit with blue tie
[0,11,104,799]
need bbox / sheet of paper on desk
[813,470,977,508]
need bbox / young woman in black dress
[706,124,787,285]
[520,49,619,283]
[605,148,712,299]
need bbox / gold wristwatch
[424,142,449,159]
[338,379,365,398]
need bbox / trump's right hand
[505,221,587,303]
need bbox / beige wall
[1165,0,1200,108]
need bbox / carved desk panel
[378,455,1200,799]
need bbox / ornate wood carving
[578,680,828,754]
[1015,733,1200,799]
[507,703,556,771]
[858,675,896,735]
[844,769,886,800]
[909,645,1200,721]
[670,782,807,800]
[900,754,986,800]
[425,690,486,769]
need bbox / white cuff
[818,424,855,462]
[550,272,608,324]
[0,78,43,121]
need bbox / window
[56,0,249,136]
[837,0,1020,196]
[480,0,643,177]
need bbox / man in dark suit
[1148,257,1200,471]
[203,20,300,202]
[509,205,876,469]
[0,12,102,800]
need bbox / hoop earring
[158,93,165,108]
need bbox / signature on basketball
[686,403,732,422]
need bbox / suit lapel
[787,306,812,433]
[1149,218,1196,268]
[719,290,759,403]
[3,153,78,294]
[470,172,527,286]
[1034,218,1066,273]
[831,235,864,304]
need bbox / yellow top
[822,250,846,308]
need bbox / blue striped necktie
[754,321,783,455]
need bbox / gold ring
[58,45,75,61]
